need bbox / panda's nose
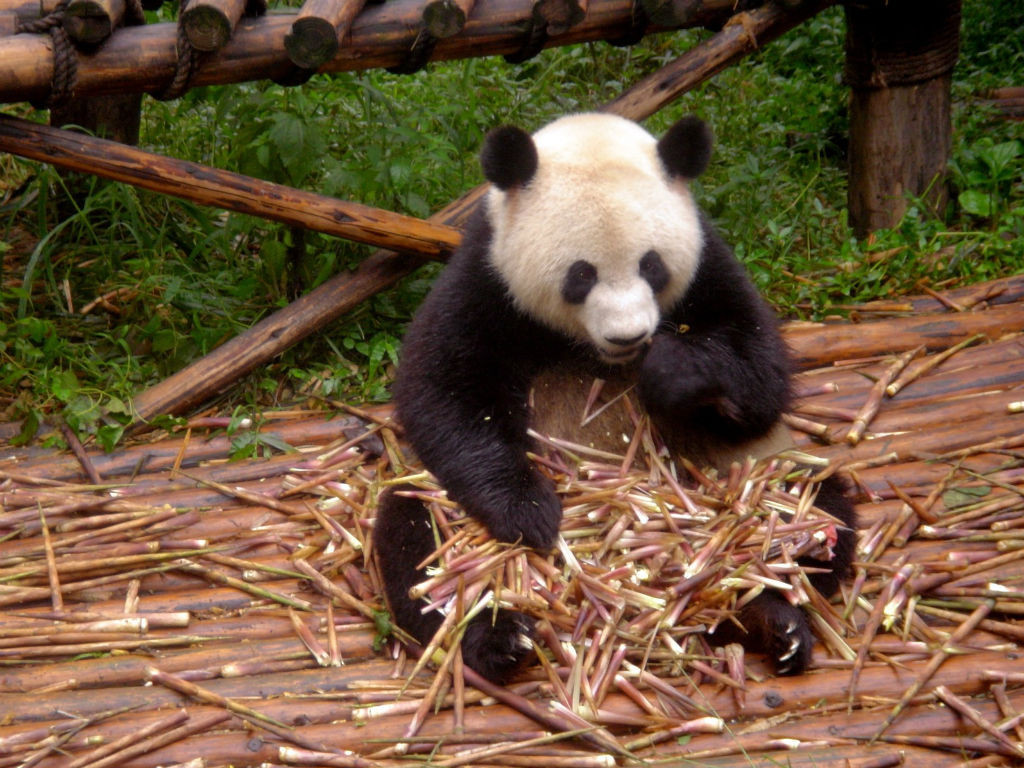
[605,332,647,347]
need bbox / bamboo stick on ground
[872,599,995,740]
[62,709,190,768]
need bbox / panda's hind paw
[460,608,535,684]
[744,595,814,676]
[711,592,814,676]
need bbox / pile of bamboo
[2,274,1024,767]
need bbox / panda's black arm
[639,224,791,443]
[392,245,564,550]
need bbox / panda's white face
[485,114,704,364]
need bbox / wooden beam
[0,114,461,260]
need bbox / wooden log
[6,650,1024,766]
[0,0,61,22]
[640,0,736,28]
[0,0,620,102]
[0,114,461,260]
[535,0,585,35]
[0,9,18,34]
[122,0,833,428]
[284,0,366,69]
[180,0,248,51]
[63,0,124,45]
[604,0,835,120]
[793,341,1024,424]
[844,0,962,235]
[3,415,362,481]
[422,0,476,38]
[982,86,1024,120]
[811,407,1024,467]
[785,303,1024,368]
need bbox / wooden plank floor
[2,275,1024,767]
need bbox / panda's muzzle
[599,332,649,363]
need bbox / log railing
[0,0,756,105]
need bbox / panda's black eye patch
[639,250,670,293]
[562,260,598,304]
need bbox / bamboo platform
[3,274,1024,767]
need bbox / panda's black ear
[657,116,713,180]
[481,126,538,190]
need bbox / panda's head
[481,113,711,364]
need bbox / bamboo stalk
[932,685,1024,758]
[62,709,190,768]
[872,599,995,739]
[66,710,231,768]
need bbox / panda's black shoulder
[397,204,565,373]
[674,213,782,332]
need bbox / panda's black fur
[373,114,856,684]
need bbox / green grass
[1,1,1022,449]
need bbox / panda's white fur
[486,114,704,362]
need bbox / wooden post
[844,0,962,236]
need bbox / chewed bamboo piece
[390,423,850,723]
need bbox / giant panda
[372,113,856,685]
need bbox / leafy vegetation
[1,1,1021,448]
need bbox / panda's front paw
[460,608,535,684]
[482,476,562,550]
[639,335,725,415]
[711,593,814,675]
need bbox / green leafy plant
[953,138,1023,220]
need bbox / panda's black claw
[777,627,801,663]
[460,608,536,684]
[708,592,814,676]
